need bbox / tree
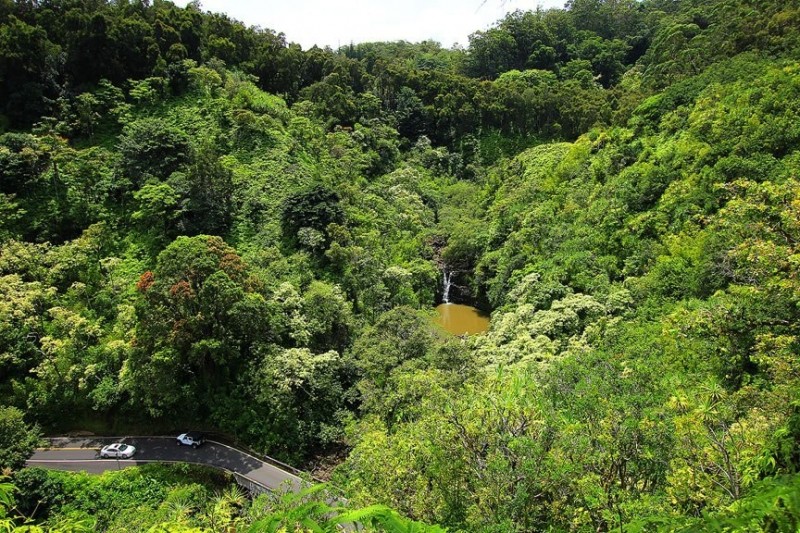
[465,28,517,79]
[0,271,56,400]
[281,185,345,251]
[349,307,439,422]
[0,16,62,127]
[132,182,180,237]
[302,281,353,353]
[0,133,50,195]
[117,118,191,188]
[0,406,40,472]
[171,145,234,236]
[299,73,358,128]
[125,235,271,419]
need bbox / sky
[174,0,567,50]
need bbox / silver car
[99,442,136,459]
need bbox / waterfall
[442,270,453,304]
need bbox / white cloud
[174,0,567,50]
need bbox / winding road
[27,436,305,494]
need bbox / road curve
[27,437,305,493]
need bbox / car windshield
[117,444,129,451]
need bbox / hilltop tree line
[7,0,794,150]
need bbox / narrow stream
[434,303,490,336]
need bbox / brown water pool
[434,303,490,336]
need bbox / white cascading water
[442,270,453,303]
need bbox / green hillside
[1,0,800,530]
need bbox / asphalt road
[27,436,304,493]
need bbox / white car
[176,432,205,448]
[99,442,136,459]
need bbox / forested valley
[1,0,800,530]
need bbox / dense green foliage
[1,467,442,532]
[2,0,800,530]
[0,407,40,472]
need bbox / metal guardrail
[199,431,326,484]
[232,472,270,496]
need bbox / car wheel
[100,453,107,458]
